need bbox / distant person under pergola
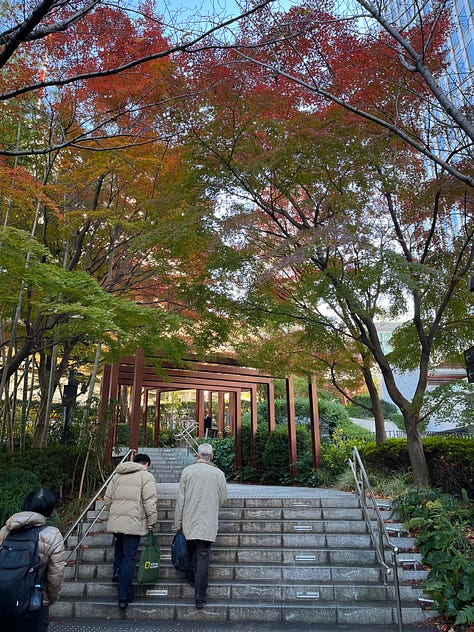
[204,413,212,437]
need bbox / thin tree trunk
[31,337,59,448]
[361,362,386,445]
[79,340,102,442]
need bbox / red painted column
[267,381,276,432]
[286,376,297,483]
[154,390,161,448]
[196,389,205,437]
[217,392,225,436]
[234,389,242,471]
[308,377,321,469]
[250,386,258,467]
[129,348,144,452]
[99,363,112,462]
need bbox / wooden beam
[117,373,258,391]
[116,364,274,385]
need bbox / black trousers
[186,539,212,605]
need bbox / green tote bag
[137,530,161,584]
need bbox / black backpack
[171,529,190,573]
[0,525,46,619]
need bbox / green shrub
[258,396,349,436]
[261,424,311,484]
[116,423,154,447]
[0,446,88,497]
[422,437,474,496]
[359,438,474,496]
[158,427,177,447]
[210,436,235,480]
[0,467,41,526]
[393,490,474,625]
[240,419,268,474]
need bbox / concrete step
[59,577,426,602]
[51,596,432,625]
[74,544,382,566]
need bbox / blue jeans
[186,539,212,604]
[113,533,140,601]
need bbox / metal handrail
[63,448,135,578]
[348,446,403,632]
[175,421,199,454]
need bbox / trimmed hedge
[359,438,474,496]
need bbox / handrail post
[392,547,403,632]
[349,447,404,632]
[74,521,83,581]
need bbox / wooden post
[250,386,258,467]
[99,363,112,462]
[286,376,297,483]
[129,348,144,451]
[196,389,205,436]
[234,390,242,471]
[217,392,225,435]
[228,390,236,436]
[308,377,321,469]
[154,390,161,448]
[267,381,276,432]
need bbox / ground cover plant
[393,490,474,628]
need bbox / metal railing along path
[63,448,135,579]
[175,421,199,454]
[348,446,404,632]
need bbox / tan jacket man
[104,453,157,609]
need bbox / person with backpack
[0,488,65,631]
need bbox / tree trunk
[403,410,430,487]
[373,354,431,487]
[361,361,386,445]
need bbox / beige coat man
[173,443,227,609]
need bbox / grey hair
[198,443,213,459]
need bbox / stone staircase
[144,447,196,483]
[52,453,434,626]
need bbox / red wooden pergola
[97,349,321,481]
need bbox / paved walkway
[50,619,437,632]
[157,483,354,498]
